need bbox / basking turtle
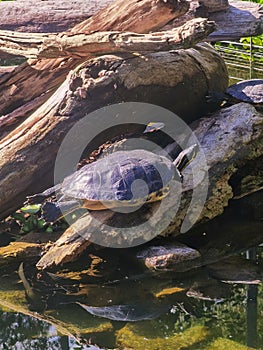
[27,122,167,205]
[208,79,263,108]
[33,144,198,222]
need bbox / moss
[0,289,27,308]
[204,338,255,350]
[116,324,209,350]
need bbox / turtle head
[173,144,199,173]
[143,122,165,134]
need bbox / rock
[136,243,201,272]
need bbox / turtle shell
[226,79,263,104]
[62,150,176,203]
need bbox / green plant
[11,204,52,233]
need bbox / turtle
[207,79,263,109]
[38,143,198,222]
[27,121,167,206]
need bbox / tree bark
[0,43,228,219]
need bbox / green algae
[116,324,209,350]
[204,337,255,350]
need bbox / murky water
[0,239,262,349]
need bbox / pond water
[0,228,262,350]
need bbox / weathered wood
[200,0,229,13]
[0,242,43,265]
[164,0,263,40]
[0,18,216,59]
[0,44,228,219]
[71,0,189,34]
[209,0,263,40]
[0,0,113,33]
[36,103,263,269]
[0,0,187,118]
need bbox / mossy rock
[204,337,255,350]
[116,323,209,350]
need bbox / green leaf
[20,204,41,214]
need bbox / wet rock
[136,243,201,272]
[206,255,263,284]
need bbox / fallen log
[164,0,263,40]
[0,0,188,117]
[200,0,229,13]
[35,103,262,269]
[0,0,113,33]
[0,43,228,219]
[0,18,216,59]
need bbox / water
[0,241,262,350]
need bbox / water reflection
[0,247,262,349]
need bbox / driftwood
[0,0,262,41]
[36,103,263,269]
[0,0,113,33]
[0,19,216,59]
[165,0,263,40]
[0,43,228,219]
[200,0,229,13]
[0,0,187,118]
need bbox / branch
[0,18,216,59]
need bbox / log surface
[164,0,263,40]
[0,0,113,33]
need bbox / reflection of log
[0,44,228,219]
[36,103,263,269]
[0,18,216,59]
